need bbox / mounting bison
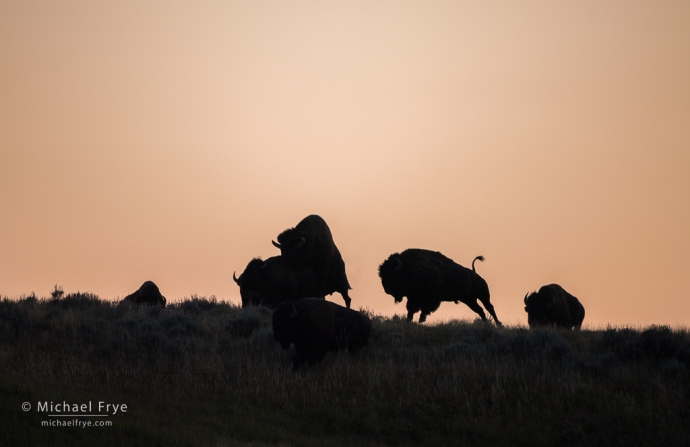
[524,284,585,330]
[329,302,372,354]
[233,256,322,308]
[378,249,501,325]
[272,298,337,369]
[123,281,166,306]
[272,215,352,308]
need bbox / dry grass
[1,293,689,446]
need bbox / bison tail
[472,255,485,272]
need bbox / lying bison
[329,302,372,354]
[272,215,352,308]
[378,249,501,325]
[123,281,166,306]
[273,298,336,369]
[524,284,585,329]
[233,256,321,308]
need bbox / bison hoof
[419,315,427,323]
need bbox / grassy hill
[1,293,688,446]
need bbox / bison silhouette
[524,284,585,329]
[272,298,371,369]
[272,215,352,308]
[379,248,501,325]
[233,256,322,308]
[123,281,166,306]
[272,298,336,369]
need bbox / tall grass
[1,293,688,446]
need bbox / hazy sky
[2,1,689,326]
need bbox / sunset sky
[1,1,689,327]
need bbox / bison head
[378,255,406,303]
[272,229,307,269]
[272,301,299,350]
[524,291,555,327]
[234,258,268,307]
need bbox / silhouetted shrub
[177,296,222,314]
[597,328,643,361]
[641,325,687,361]
[50,284,64,300]
[160,314,201,335]
[225,315,261,338]
[50,292,104,310]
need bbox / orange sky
[1,1,689,326]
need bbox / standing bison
[378,249,501,325]
[524,284,585,329]
[272,215,352,308]
[329,302,372,354]
[272,298,336,369]
[123,281,166,306]
[233,256,322,308]
[272,298,372,369]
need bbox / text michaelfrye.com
[22,401,127,428]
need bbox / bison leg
[463,299,488,322]
[406,300,420,322]
[479,299,502,326]
[340,290,352,309]
[418,301,440,323]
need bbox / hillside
[1,294,688,446]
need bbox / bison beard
[122,281,166,306]
[233,256,322,308]
[272,215,352,308]
[378,249,501,325]
[524,284,585,330]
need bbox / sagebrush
[1,293,688,446]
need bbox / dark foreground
[1,293,689,447]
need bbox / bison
[272,215,352,308]
[524,284,585,329]
[272,298,336,369]
[233,256,322,308]
[123,281,166,306]
[378,249,501,325]
[328,302,372,354]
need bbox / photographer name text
[36,401,127,415]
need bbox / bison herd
[123,214,586,369]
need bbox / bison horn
[260,261,269,269]
[546,295,555,309]
[289,303,298,319]
[394,256,403,271]
[233,272,239,284]
[524,293,529,305]
[272,240,281,249]
[296,237,306,248]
